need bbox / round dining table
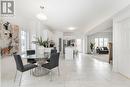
[21,54,50,77]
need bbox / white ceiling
[87,18,113,35]
[12,0,130,33]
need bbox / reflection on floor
[1,53,130,87]
[88,54,109,63]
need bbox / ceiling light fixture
[68,27,76,30]
[36,4,47,20]
[36,12,47,20]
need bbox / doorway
[76,39,82,52]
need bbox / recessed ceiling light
[68,27,76,30]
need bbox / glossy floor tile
[1,53,130,87]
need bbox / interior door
[118,18,130,77]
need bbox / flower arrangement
[32,37,55,48]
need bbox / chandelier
[36,5,47,20]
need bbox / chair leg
[19,72,23,86]
[34,67,36,74]
[58,67,60,76]
[30,69,33,76]
[14,70,17,87]
[50,70,52,81]
[14,70,17,82]
[30,70,31,75]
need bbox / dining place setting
[13,48,60,86]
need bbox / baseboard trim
[118,72,130,80]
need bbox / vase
[37,46,44,57]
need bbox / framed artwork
[0,21,19,56]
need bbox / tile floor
[88,54,109,63]
[1,53,130,87]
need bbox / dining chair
[51,49,57,54]
[47,49,57,62]
[26,50,36,64]
[42,52,60,81]
[13,54,37,86]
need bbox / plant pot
[37,46,44,57]
[90,49,94,54]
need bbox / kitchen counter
[65,47,76,60]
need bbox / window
[95,38,108,47]
[21,31,27,53]
[104,38,108,47]
[99,38,104,47]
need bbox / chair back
[50,53,60,68]
[27,50,35,55]
[13,55,24,72]
[51,49,57,54]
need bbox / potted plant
[32,36,46,55]
[90,42,95,54]
[44,38,49,48]
[32,37,45,46]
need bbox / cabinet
[65,47,74,60]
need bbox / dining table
[21,53,50,77]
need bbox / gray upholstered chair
[13,54,37,86]
[42,53,60,80]
[47,49,57,62]
[26,50,36,64]
[50,49,57,54]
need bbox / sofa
[96,47,109,54]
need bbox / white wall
[36,23,53,41]
[53,31,63,53]
[83,35,88,54]
[113,5,130,78]
[87,30,112,53]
